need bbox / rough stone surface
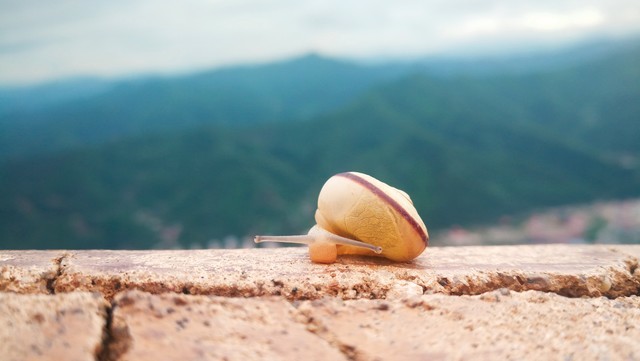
[109,290,347,361]
[613,244,640,258]
[0,250,65,294]
[0,292,108,361]
[108,290,640,361]
[2,246,640,361]
[615,245,640,282]
[54,246,640,300]
[296,290,640,361]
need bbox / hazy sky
[1,0,639,85]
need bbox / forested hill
[1,39,637,160]
[0,40,639,249]
[0,54,406,159]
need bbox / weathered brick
[0,292,108,361]
[109,290,346,361]
[297,290,640,361]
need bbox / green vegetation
[1,41,639,249]
[0,54,404,159]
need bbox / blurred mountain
[0,77,114,116]
[2,37,638,160]
[497,45,640,163]
[1,40,639,249]
[0,54,406,159]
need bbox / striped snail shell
[255,172,429,264]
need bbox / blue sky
[1,0,639,85]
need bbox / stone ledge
[2,245,639,300]
[1,245,640,361]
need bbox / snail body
[255,172,429,263]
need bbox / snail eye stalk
[254,225,382,254]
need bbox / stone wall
[1,245,639,360]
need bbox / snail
[254,172,429,263]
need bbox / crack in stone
[97,303,115,361]
[42,253,131,361]
[45,253,68,295]
[97,300,132,361]
[626,257,640,296]
[627,256,638,277]
[292,305,367,361]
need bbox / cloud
[0,0,639,84]
[447,7,605,41]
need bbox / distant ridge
[0,54,404,159]
[2,37,638,160]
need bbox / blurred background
[1,0,639,249]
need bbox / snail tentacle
[254,225,382,254]
[254,234,314,245]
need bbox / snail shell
[255,172,429,263]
